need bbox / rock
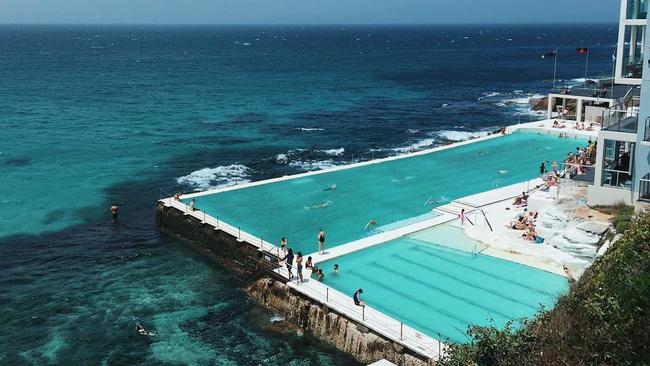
[576,221,611,235]
[597,241,610,257]
[531,96,548,111]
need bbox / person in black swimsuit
[318,227,326,254]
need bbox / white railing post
[362,306,365,321]
[400,323,403,340]
[326,287,329,302]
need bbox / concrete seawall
[155,202,436,366]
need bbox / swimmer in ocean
[323,184,337,191]
[313,202,330,209]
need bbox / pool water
[319,225,568,343]
[186,131,582,254]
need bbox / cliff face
[246,277,436,366]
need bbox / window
[621,25,646,79]
[601,139,635,189]
[628,0,649,19]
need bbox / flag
[541,50,557,59]
[576,47,589,55]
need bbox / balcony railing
[602,109,639,133]
[645,117,650,142]
[640,173,650,202]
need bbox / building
[587,0,650,208]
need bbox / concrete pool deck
[159,120,599,362]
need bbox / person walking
[317,227,326,254]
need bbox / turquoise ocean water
[1,24,614,364]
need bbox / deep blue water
[1,24,615,364]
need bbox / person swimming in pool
[312,202,330,209]
[323,184,337,191]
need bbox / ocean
[0,24,615,365]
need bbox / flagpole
[553,48,558,90]
[584,43,589,85]
[611,54,615,94]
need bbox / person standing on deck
[282,248,294,280]
[295,252,304,283]
[280,237,288,256]
[110,203,119,222]
[317,228,326,254]
[539,162,546,176]
[459,208,465,225]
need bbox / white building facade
[588,0,650,208]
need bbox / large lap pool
[185,131,582,254]
[319,225,568,343]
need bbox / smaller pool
[318,225,568,343]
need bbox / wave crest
[176,164,251,191]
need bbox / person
[539,162,546,176]
[305,256,313,270]
[563,265,576,283]
[280,237,288,256]
[333,264,339,274]
[189,198,199,211]
[459,208,465,225]
[295,252,304,283]
[173,192,181,201]
[353,288,365,306]
[316,268,324,281]
[282,248,294,280]
[317,228,326,254]
[552,161,559,174]
[323,184,337,191]
[110,203,119,221]
[137,324,155,336]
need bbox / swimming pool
[319,225,568,343]
[185,131,582,254]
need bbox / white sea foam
[477,91,500,101]
[275,153,288,164]
[319,148,345,156]
[296,127,325,131]
[289,159,339,171]
[436,130,489,141]
[176,164,251,191]
[406,128,419,134]
[390,138,437,153]
[270,314,285,323]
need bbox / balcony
[640,173,650,202]
[645,117,650,142]
[603,109,639,133]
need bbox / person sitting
[305,256,313,270]
[353,288,365,307]
[189,198,199,211]
[173,192,181,200]
[522,225,538,241]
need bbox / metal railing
[602,108,638,133]
[281,268,446,361]
[639,173,650,202]
[602,169,633,190]
[560,162,596,183]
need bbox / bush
[439,210,650,366]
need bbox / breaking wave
[176,164,251,191]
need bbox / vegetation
[439,209,650,366]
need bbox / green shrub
[440,210,650,366]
